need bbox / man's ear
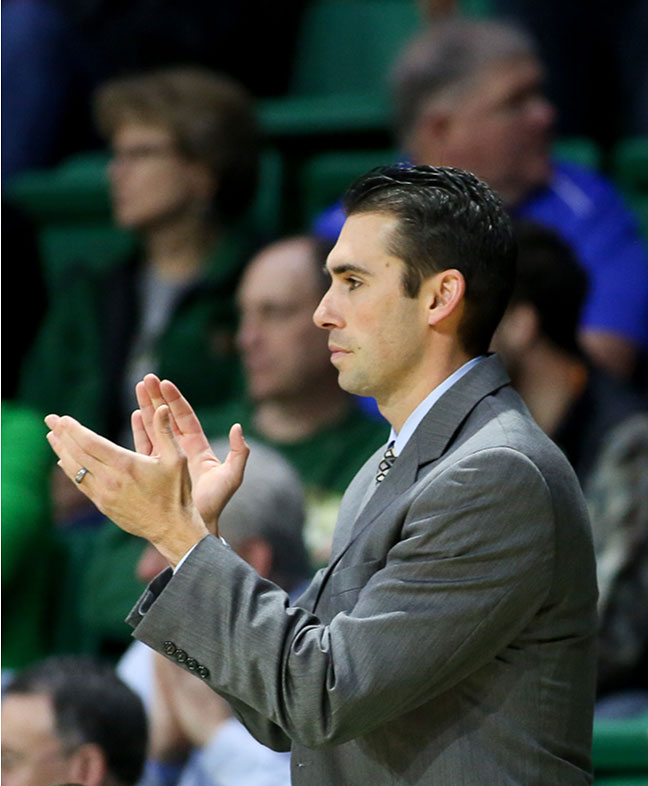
[68,742,108,786]
[424,269,466,327]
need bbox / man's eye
[346,278,361,291]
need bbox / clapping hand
[44,375,249,566]
[132,374,249,532]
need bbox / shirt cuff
[173,536,228,573]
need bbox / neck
[378,344,473,433]
[144,215,218,283]
[253,379,352,443]
[513,343,587,436]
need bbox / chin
[337,371,370,398]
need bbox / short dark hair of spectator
[510,221,590,356]
[94,66,260,223]
[391,18,536,150]
[343,164,517,356]
[5,656,148,786]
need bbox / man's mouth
[329,344,351,362]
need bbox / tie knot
[375,443,396,484]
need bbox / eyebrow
[325,263,374,278]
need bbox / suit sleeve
[129,447,558,749]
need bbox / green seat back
[259,0,423,140]
[291,0,421,97]
[612,137,648,243]
[300,148,399,225]
[553,137,602,170]
[592,711,648,777]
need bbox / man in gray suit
[45,165,598,785]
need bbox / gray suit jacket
[128,355,598,785]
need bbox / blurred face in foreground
[108,122,214,231]
[236,238,333,403]
[1,693,76,786]
[412,55,555,205]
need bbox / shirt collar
[390,356,486,456]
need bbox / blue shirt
[515,161,648,350]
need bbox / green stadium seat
[612,137,648,243]
[592,711,648,785]
[553,136,602,170]
[4,151,133,282]
[613,138,648,193]
[299,148,399,225]
[259,0,423,140]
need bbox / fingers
[132,409,153,456]
[45,415,103,497]
[135,379,156,437]
[159,379,205,440]
[143,373,167,411]
[47,414,128,466]
[223,423,250,488]
[141,374,181,439]
[45,414,133,499]
[153,405,186,464]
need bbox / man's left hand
[45,405,209,567]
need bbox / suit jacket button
[175,649,187,663]
[186,658,197,671]
[197,665,210,679]
[163,641,176,656]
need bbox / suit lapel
[327,355,511,570]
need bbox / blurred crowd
[2,1,647,784]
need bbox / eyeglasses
[110,143,180,165]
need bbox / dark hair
[343,164,517,355]
[5,656,148,786]
[94,66,260,223]
[511,221,589,356]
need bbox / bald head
[236,236,335,402]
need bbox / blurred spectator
[2,200,56,672]
[199,235,389,564]
[490,0,648,147]
[1,655,147,786]
[315,17,648,385]
[492,221,648,714]
[118,440,305,786]
[586,413,648,717]
[18,66,260,522]
[1,0,101,181]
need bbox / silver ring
[74,467,89,484]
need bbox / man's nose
[313,288,340,330]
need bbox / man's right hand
[132,374,249,532]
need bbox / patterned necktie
[375,442,396,484]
